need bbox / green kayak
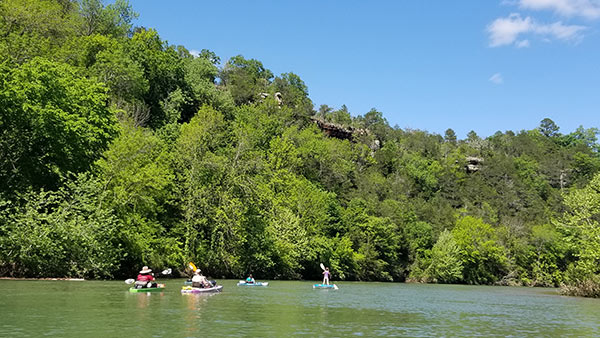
[129,285,165,293]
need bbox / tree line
[1,0,600,297]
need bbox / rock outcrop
[310,117,369,141]
[466,156,483,173]
[259,92,282,105]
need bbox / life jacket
[137,274,154,282]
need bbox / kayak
[183,280,218,286]
[129,284,165,293]
[313,284,338,289]
[237,281,269,286]
[181,285,223,293]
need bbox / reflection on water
[134,292,152,309]
[0,280,599,337]
[181,291,220,335]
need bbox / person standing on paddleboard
[323,267,331,285]
[136,266,156,288]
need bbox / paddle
[124,268,172,284]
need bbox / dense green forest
[1,0,600,297]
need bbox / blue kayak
[237,280,269,286]
[313,284,338,289]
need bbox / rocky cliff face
[310,117,368,141]
[466,156,483,173]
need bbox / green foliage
[272,72,313,120]
[513,155,550,198]
[2,1,600,295]
[0,58,116,194]
[528,224,565,286]
[399,152,443,197]
[539,118,560,137]
[328,235,358,280]
[444,128,457,144]
[172,106,227,256]
[0,174,123,278]
[339,198,402,281]
[452,216,508,284]
[127,28,186,127]
[558,173,600,296]
[86,35,149,102]
[221,55,273,105]
[268,208,308,278]
[571,152,600,187]
[0,0,79,64]
[183,54,234,120]
[570,125,600,152]
[357,109,390,142]
[79,0,138,37]
[95,121,174,275]
[410,230,463,283]
[319,104,353,126]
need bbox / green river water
[1,279,599,337]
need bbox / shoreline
[0,277,557,287]
[0,277,85,281]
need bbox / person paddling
[192,269,210,288]
[136,266,156,288]
[245,274,255,284]
[322,267,331,285]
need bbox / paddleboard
[313,284,338,289]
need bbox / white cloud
[487,13,585,47]
[519,0,600,19]
[489,73,504,84]
[535,20,586,40]
[189,49,201,57]
[487,14,533,46]
[516,39,531,47]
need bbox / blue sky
[129,0,600,138]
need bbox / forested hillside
[1,0,600,297]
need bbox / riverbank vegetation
[1,0,600,297]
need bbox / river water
[1,279,598,337]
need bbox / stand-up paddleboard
[313,284,338,289]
